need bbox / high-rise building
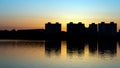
[98,22,117,36]
[67,22,85,36]
[45,22,61,34]
[88,23,97,36]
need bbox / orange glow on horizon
[0,16,120,31]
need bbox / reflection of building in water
[67,40,85,56]
[45,40,61,56]
[88,40,97,54]
[98,40,117,57]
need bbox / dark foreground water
[0,40,120,68]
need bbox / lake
[0,40,120,68]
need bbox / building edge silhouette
[0,22,120,40]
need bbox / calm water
[0,40,120,68]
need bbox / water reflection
[98,40,117,57]
[45,40,61,56]
[0,40,118,58]
[0,40,119,68]
[0,40,45,47]
[67,40,85,56]
[88,40,97,54]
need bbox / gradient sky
[0,0,120,31]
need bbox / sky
[0,0,120,31]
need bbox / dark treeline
[0,22,120,40]
[0,29,45,40]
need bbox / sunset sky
[0,0,120,31]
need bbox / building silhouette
[87,23,97,36]
[98,22,117,37]
[0,21,119,40]
[45,22,61,34]
[45,22,61,39]
[67,22,85,38]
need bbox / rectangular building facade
[45,22,61,34]
[67,22,85,36]
[87,23,97,36]
[98,22,117,36]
